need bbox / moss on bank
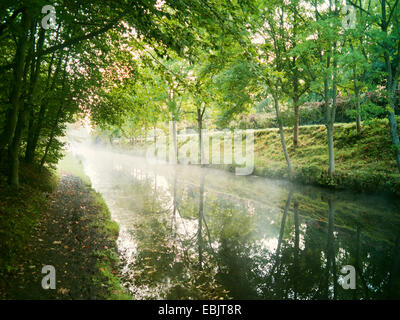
[87,189,130,299]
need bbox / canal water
[67,128,400,300]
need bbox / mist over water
[65,125,400,300]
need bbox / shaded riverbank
[0,161,130,299]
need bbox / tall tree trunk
[381,8,400,172]
[6,12,37,187]
[40,59,69,169]
[197,106,205,165]
[25,103,46,163]
[24,27,45,163]
[387,100,400,172]
[327,122,335,177]
[25,49,63,163]
[153,125,157,156]
[293,97,300,148]
[171,170,178,234]
[273,94,293,177]
[170,119,178,164]
[0,10,30,156]
[8,109,27,187]
[385,63,400,171]
[40,104,63,170]
[356,104,362,134]
[323,50,337,179]
[25,109,36,162]
[353,67,362,134]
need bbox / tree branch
[0,8,23,38]
[387,0,400,25]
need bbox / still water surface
[69,133,400,300]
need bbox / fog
[62,124,400,300]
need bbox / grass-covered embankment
[178,119,400,195]
[0,154,130,299]
[248,119,400,195]
[108,118,400,196]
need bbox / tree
[261,0,312,147]
[0,0,245,187]
[297,0,346,178]
[252,2,296,177]
[347,0,400,172]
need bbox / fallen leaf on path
[58,287,70,295]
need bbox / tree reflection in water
[72,146,400,300]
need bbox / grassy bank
[250,119,400,195]
[105,118,400,196]
[57,153,131,299]
[84,187,130,299]
[0,153,130,299]
[0,163,57,276]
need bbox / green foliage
[1,0,400,299]
[252,120,399,194]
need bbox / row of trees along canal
[1,0,400,188]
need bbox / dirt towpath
[2,174,121,299]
